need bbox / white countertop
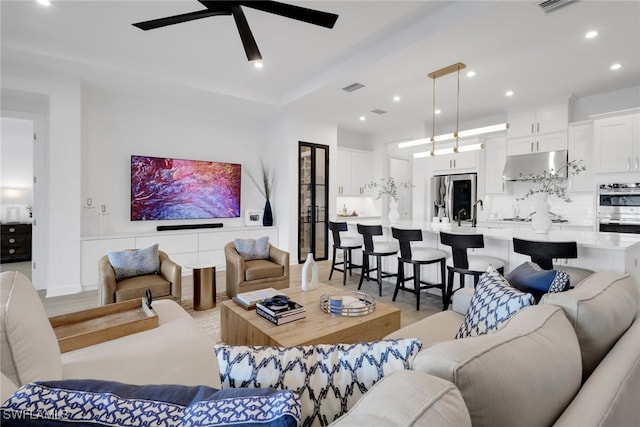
[351,219,640,251]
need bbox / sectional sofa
[1,269,639,426]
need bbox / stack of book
[233,288,282,310]
[256,298,306,325]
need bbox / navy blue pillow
[506,262,570,302]
[0,379,300,427]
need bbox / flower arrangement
[516,159,586,202]
[365,177,413,202]
[245,159,274,201]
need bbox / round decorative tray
[319,291,376,317]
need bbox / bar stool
[439,231,506,310]
[357,224,399,296]
[512,238,594,285]
[328,221,362,286]
[391,227,447,310]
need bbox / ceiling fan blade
[240,1,338,28]
[230,4,262,61]
[132,9,230,31]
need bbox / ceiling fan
[132,1,339,62]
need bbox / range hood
[502,150,568,181]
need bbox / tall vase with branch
[516,159,586,233]
[246,159,275,226]
[365,177,413,223]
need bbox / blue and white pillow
[506,262,570,302]
[455,267,535,339]
[107,244,160,281]
[215,338,422,427]
[0,379,300,427]
[234,236,270,260]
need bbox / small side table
[184,261,217,311]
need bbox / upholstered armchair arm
[225,242,246,297]
[451,288,474,315]
[269,244,290,278]
[98,255,117,305]
[159,251,182,303]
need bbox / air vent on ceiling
[342,83,365,92]
[538,0,575,13]
[371,109,387,115]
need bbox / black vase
[263,199,273,226]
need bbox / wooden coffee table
[220,284,401,346]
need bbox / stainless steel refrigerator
[431,173,477,223]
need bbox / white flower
[365,177,413,202]
[516,159,586,203]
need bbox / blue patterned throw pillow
[455,267,535,339]
[215,338,422,427]
[107,244,160,281]
[234,236,270,260]
[506,262,570,302]
[0,379,300,427]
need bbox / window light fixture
[397,62,508,155]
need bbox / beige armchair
[98,250,182,305]
[224,242,290,298]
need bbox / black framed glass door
[298,142,329,263]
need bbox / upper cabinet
[337,148,372,196]
[507,97,571,155]
[567,121,594,192]
[593,113,640,173]
[483,135,507,194]
[430,145,478,174]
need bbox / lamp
[397,62,508,156]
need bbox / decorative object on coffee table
[319,291,376,317]
[301,253,318,291]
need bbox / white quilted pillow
[214,338,422,427]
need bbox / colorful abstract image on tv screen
[131,155,241,220]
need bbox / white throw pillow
[455,267,535,339]
[214,338,422,427]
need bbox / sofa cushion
[413,305,582,427]
[455,267,535,339]
[540,271,639,380]
[245,259,284,281]
[214,338,422,427]
[384,310,465,348]
[107,244,160,281]
[506,261,570,302]
[1,271,63,386]
[328,370,472,427]
[234,236,270,260]
[0,379,300,426]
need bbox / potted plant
[516,159,586,233]
[365,177,413,222]
[246,159,275,226]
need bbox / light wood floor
[14,260,444,329]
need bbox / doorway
[298,142,329,264]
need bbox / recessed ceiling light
[253,61,263,69]
[610,63,622,70]
[505,90,514,97]
[435,109,441,115]
[393,95,400,102]
[359,116,366,121]
[585,30,598,39]
[37,0,51,5]
[466,70,476,77]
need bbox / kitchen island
[344,219,640,285]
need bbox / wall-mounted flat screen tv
[131,155,241,221]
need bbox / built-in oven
[597,183,640,234]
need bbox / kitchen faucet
[472,199,483,228]
[457,208,467,226]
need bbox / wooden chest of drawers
[1,223,32,263]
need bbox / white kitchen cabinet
[507,99,570,156]
[484,135,507,194]
[337,148,372,195]
[593,113,640,173]
[430,147,478,174]
[567,121,594,192]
